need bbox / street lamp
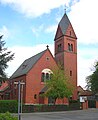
[14,81,25,120]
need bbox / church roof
[10,49,47,79]
[59,13,70,35]
[40,86,48,93]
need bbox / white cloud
[0,0,77,18]
[69,0,98,44]
[77,47,98,88]
[31,24,44,37]
[0,26,10,39]
[45,24,57,34]
[6,44,54,77]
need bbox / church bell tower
[54,13,77,100]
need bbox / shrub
[23,104,69,112]
[0,112,18,120]
[69,99,78,103]
[23,103,81,112]
[69,100,81,110]
[0,100,18,113]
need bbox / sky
[0,0,98,88]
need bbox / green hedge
[0,100,18,113]
[0,100,80,113]
[23,104,69,113]
[23,102,81,113]
[0,112,18,120]
[69,100,81,110]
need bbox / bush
[69,99,78,103]
[23,103,81,113]
[0,112,18,120]
[69,100,81,110]
[23,104,69,112]
[0,100,18,113]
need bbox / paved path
[21,109,98,120]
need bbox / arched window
[41,69,52,82]
[34,94,37,99]
[70,31,71,36]
[70,70,72,76]
[68,43,70,51]
[57,44,62,52]
[71,44,73,51]
[41,73,45,82]
[68,43,73,52]
[46,73,50,80]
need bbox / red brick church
[0,12,77,104]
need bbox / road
[21,109,98,120]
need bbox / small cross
[64,4,66,13]
[46,45,49,49]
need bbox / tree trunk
[54,98,57,105]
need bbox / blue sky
[0,0,98,88]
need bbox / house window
[57,44,62,52]
[50,73,53,79]
[46,73,50,80]
[41,69,52,82]
[41,73,45,82]
[22,64,27,69]
[34,94,37,99]
[41,72,50,82]
[68,43,73,52]
[71,44,73,51]
[70,31,71,36]
[70,70,72,76]
[68,43,70,51]
[46,57,49,61]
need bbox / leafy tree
[43,66,73,104]
[86,61,98,93]
[0,35,14,82]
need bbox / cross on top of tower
[64,4,67,14]
[46,45,49,49]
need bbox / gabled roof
[0,81,9,92]
[10,49,47,79]
[54,13,77,40]
[40,86,48,93]
[59,13,70,35]
[77,86,93,96]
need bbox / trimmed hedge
[0,100,18,113]
[23,104,69,113]
[68,100,81,110]
[23,101,81,113]
[0,100,80,113]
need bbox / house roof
[40,86,48,93]
[77,85,84,92]
[10,49,47,79]
[0,81,9,92]
[59,13,70,35]
[77,86,93,96]
[79,90,93,96]
[54,13,77,40]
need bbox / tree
[43,66,73,104]
[86,61,98,93]
[0,35,14,82]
